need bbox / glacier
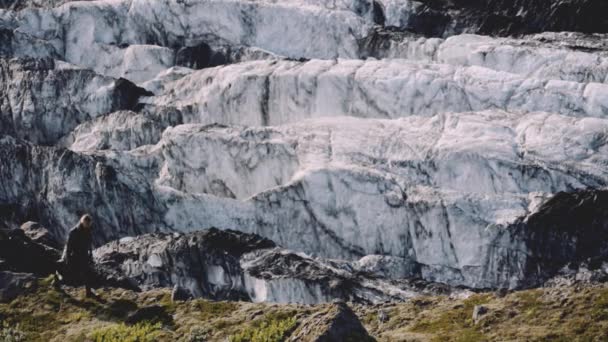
[1,0,608,302]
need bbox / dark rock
[0,29,14,56]
[359,27,420,60]
[288,302,374,341]
[0,228,60,276]
[400,5,451,37]
[0,223,137,292]
[90,263,142,292]
[371,1,386,26]
[171,284,192,302]
[0,271,37,302]
[94,228,467,303]
[175,42,227,70]
[245,248,330,280]
[472,305,488,323]
[377,309,389,323]
[105,298,139,320]
[112,78,154,111]
[125,305,173,326]
[521,190,608,283]
[194,227,276,256]
[20,221,61,250]
[94,228,275,300]
[389,0,608,37]
[495,288,509,298]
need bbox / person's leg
[52,261,64,289]
[84,266,95,298]
[52,272,62,289]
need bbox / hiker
[55,214,96,298]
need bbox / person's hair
[80,214,93,226]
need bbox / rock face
[93,228,460,304]
[519,190,608,285]
[94,228,276,301]
[1,0,608,303]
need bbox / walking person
[54,214,97,298]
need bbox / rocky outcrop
[519,190,608,286]
[288,301,374,341]
[92,214,608,304]
[0,227,60,275]
[0,271,37,302]
[19,221,61,249]
[0,224,139,292]
[93,228,470,303]
[94,228,275,300]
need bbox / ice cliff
[1,0,608,301]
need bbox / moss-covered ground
[356,284,608,341]
[1,277,607,341]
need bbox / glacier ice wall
[2,0,608,295]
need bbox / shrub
[186,326,212,342]
[89,322,162,342]
[0,322,27,342]
[194,300,238,321]
[229,316,297,342]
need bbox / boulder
[20,221,62,250]
[171,285,192,302]
[125,305,173,326]
[472,305,488,323]
[0,228,60,276]
[288,302,374,341]
[0,271,37,302]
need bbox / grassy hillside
[1,277,607,341]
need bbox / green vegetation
[192,299,239,321]
[359,286,608,342]
[2,277,608,341]
[229,316,297,342]
[407,293,491,342]
[184,326,212,342]
[89,322,162,342]
[0,322,27,342]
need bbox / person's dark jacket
[62,224,93,269]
